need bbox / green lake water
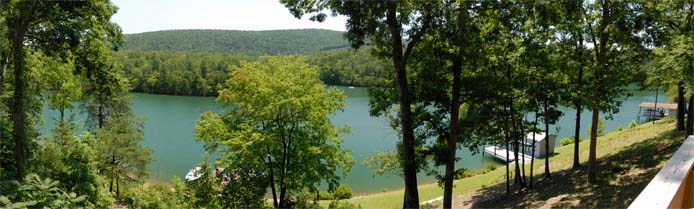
[39,85,663,193]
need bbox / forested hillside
[121,29,349,56]
[115,48,388,96]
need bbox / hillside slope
[121,29,349,56]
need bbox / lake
[39,85,663,193]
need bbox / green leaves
[195,56,353,206]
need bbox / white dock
[484,146,533,164]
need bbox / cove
[38,85,663,193]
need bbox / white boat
[185,167,203,181]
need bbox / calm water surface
[39,85,663,193]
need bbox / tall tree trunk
[687,95,694,136]
[267,154,278,208]
[385,1,419,207]
[530,113,538,188]
[443,59,462,209]
[520,119,526,184]
[677,82,685,131]
[504,114,510,194]
[544,99,551,179]
[588,0,610,185]
[573,35,584,170]
[10,21,29,181]
[588,103,599,183]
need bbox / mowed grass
[332,118,681,209]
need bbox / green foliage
[319,191,334,200]
[629,120,639,129]
[361,150,402,179]
[306,47,389,87]
[333,185,353,200]
[485,163,498,171]
[114,50,254,96]
[32,119,114,208]
[0,174,87,209]
[453,168,475,180]
[123,184,185,209]
[328,200,362,209]
[94,114,152,197]
[121,29,349,56]
[195,56,354,207]
[616,125,624,132]
[587,117,606,137]
[561,137,575,146]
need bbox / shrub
[629,120,638,129]
[334,185,353,200]
[560,137,575,146]
[124,184,184,209]
[485,163,498,171]
[319,191,334,200]
[616,125,624,131]
[453,168,474,180]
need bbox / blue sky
[111,0,347,34]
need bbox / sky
[111,0,347,34]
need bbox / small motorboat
[185,167,203,181]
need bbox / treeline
[115,48,388,96]
[114,50,253,96]
[121,29,350,56]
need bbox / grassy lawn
[332,118,683,209]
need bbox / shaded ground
[452,126,683,208]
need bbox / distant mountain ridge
[121,29,349,56]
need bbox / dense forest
[114,47,388,96]
[121,29,350,56]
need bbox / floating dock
[484,146,533,163]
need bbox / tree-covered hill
[114,47,388,96]
[121,29,350,56]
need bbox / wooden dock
[484,146,533,163]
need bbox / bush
[629,120,638,129]
[334,185,353,200]
[560,137,575,146]
[453,168,474,180]
[485,163,498,171]
[124,184,185,209]
[616,125,624,131]
[319,191,334,200]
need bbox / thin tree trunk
[443,59,462,209]
[677,82,685,131]
[544,99,551,179]
[687,95,694,136]
[385,1,419,207]
[504,113,510,194]
[267,154,278,208]
[530,112,538,188]
[520,118,526,184]
[573,34,584,170]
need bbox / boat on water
[185,167,203,181]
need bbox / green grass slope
[333,119,682,209]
